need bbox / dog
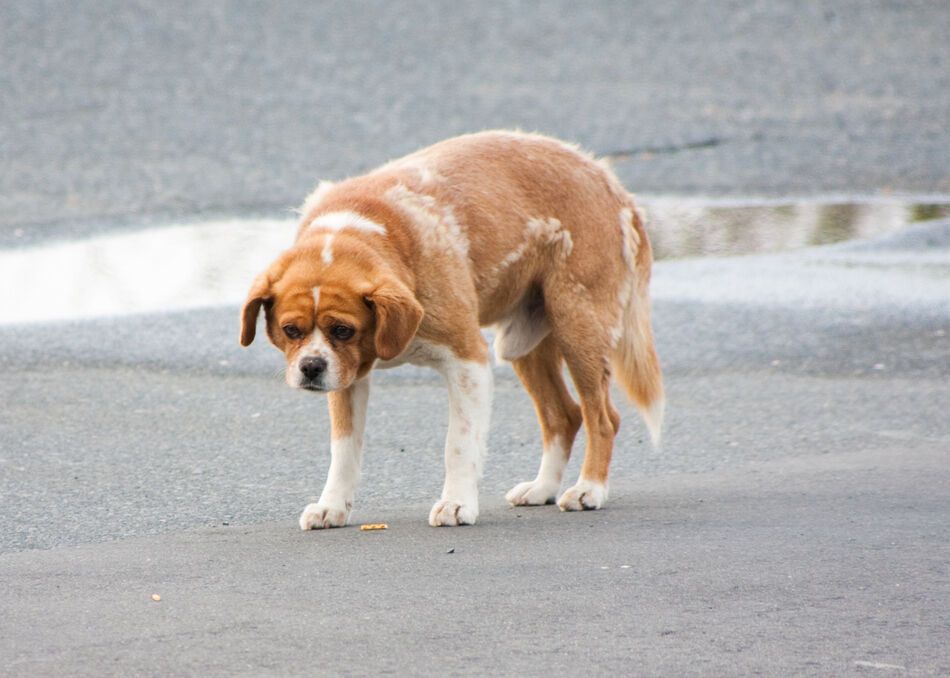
[240,131,664,528]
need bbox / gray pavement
[2,444,947,676]
[2,225,948,675]
[2,1,949,676]
[2,1,949,240]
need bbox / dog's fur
[240,131,664,528]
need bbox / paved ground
[1,1,949,244]
[1,2,949,676]
[2,445,947,676]
[2,225,948,675]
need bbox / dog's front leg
[299,377,370,530]
[429,355,493,526]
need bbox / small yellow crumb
[359,523,388,531]
[151,594,161,602]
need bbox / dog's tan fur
[241,130,663,525]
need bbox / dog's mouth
[300,382,326,392]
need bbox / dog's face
[240,250,423,392]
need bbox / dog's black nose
[300,356,328,381]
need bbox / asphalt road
[2,1,949,241]
[2,2,949,676]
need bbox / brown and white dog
[240,131,664,529]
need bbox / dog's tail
[609,205,665,447]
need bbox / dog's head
[239,249,423,392]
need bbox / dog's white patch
[395,342,491,527]
[505,434,570,506]
[300,377,371,530]
[416,166,440,184]
[558,478,608,511]
[491,216,573,290]
[526,216,573,257]
[321,234,335,265]
[308,210,387,236]
[385,184,469,259]
[497,241,530,271]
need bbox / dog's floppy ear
[366,277,424,361]
[240,273,272,347]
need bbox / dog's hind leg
[545,291,622,511]
[505,335,582,506]
[299,376,370,529]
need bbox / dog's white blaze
[308,210,387,235]
[321,233,335,264]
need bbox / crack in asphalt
[602,136,726,160]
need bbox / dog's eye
[283,324,303,340]
[330,324,355,341]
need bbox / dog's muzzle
[298,356,328,390]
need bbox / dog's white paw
[505,479,559,506]
[428,499,478,526]
[557,480,608,511]
[299,502,350,530]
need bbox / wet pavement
[2,197,947,325]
